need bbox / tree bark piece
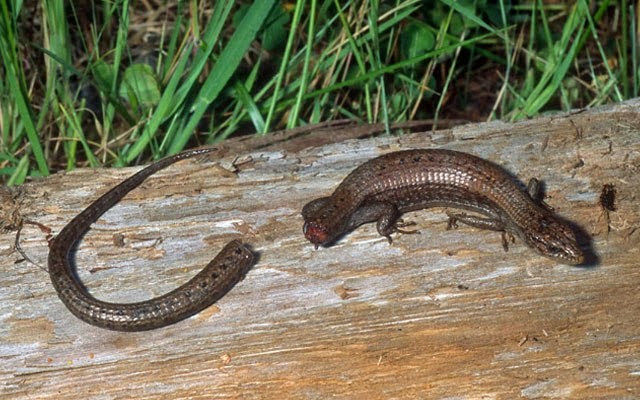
[1,100,639,399]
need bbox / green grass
[0,0,635,184]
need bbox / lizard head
[521,212,584,265]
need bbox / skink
[302,149,584,265]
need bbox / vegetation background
[0,0,635,184]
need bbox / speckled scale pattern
[302,149,583,265]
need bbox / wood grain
[1,100,639,399]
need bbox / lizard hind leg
[347,202,407,244]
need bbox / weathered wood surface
[1,100,639,399]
